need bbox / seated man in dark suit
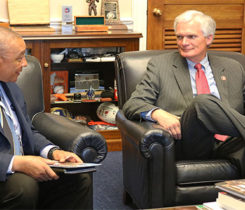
[0,26,92,209]
[123,10,245,166]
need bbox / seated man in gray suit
[123,10,245,165]
[0,26,92,209]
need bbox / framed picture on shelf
[101,0,120,24]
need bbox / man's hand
[52,150,83,163]
[152,109,181,139]
[12,156,59,182]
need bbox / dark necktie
[194,63,228,141]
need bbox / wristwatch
[48,147,61,160]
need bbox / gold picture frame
[101,0,120,24]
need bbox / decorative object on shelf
[86,0,99,16]
[86,86,95,100]
[62,6,73,24]
[101,0,120,24]
[74,115,91,125]
[66,48,83,62]
[88,120,118,131]
[52,94,68,101]
[73,93,82,101]
[75,73,100,90]
[61,6,73,34]
[74,16,108,32]
[101,89,114,99]
[50,71,68,94]
[50,54,64,63]
[50,107,72,119]
[96,102,119,124]
[114,79,118,101]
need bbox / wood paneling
[147,0,245,53]
[164,29,242,52]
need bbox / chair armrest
[116,110,174,158]
[116,110,176,207]
[32,112,107,163]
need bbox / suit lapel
[0,82,34,155]
[208,54,229,106]
[0,83,19,152]
[2,83,25,128]
[172,54,194,106]
[0,107,6,139]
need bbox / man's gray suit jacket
[123,51,245,121]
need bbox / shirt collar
[186,54,209,71]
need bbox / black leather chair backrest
[16,55,44,119]
[115,50,172,108]
[115,50,245,109]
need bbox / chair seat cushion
[176,160,240,186]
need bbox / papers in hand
[49,162,101,174]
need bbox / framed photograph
[101,0,120,24]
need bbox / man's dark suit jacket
[123,51,245,121]
[0,82,54,181]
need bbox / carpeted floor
[93,151,134,210]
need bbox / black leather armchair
[115,50,245,209]
[16,55,107,163]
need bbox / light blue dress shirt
[141,54,221,121]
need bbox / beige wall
[0,0,8,21]
[0,0,132,22]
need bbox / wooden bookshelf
[17,28,142,151]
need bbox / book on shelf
[215,179,245,199]
[216,191,245,210]
[49,162,101,174]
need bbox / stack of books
[215,179,245,210]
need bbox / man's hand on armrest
[151,109,181,140]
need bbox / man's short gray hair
[174,10,216,37]
[0,26,22,58]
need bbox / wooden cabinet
[18,29,142,151]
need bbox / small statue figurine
[87,86,95,100]
[86,0,99,16]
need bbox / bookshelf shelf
[19,29,142,151]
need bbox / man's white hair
[174,10,216,38]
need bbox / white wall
[0,0,147,50]
[0,0,8,22]
[0,0,132,21]
[132,0,147,50]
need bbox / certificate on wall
[101,0,120,24]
